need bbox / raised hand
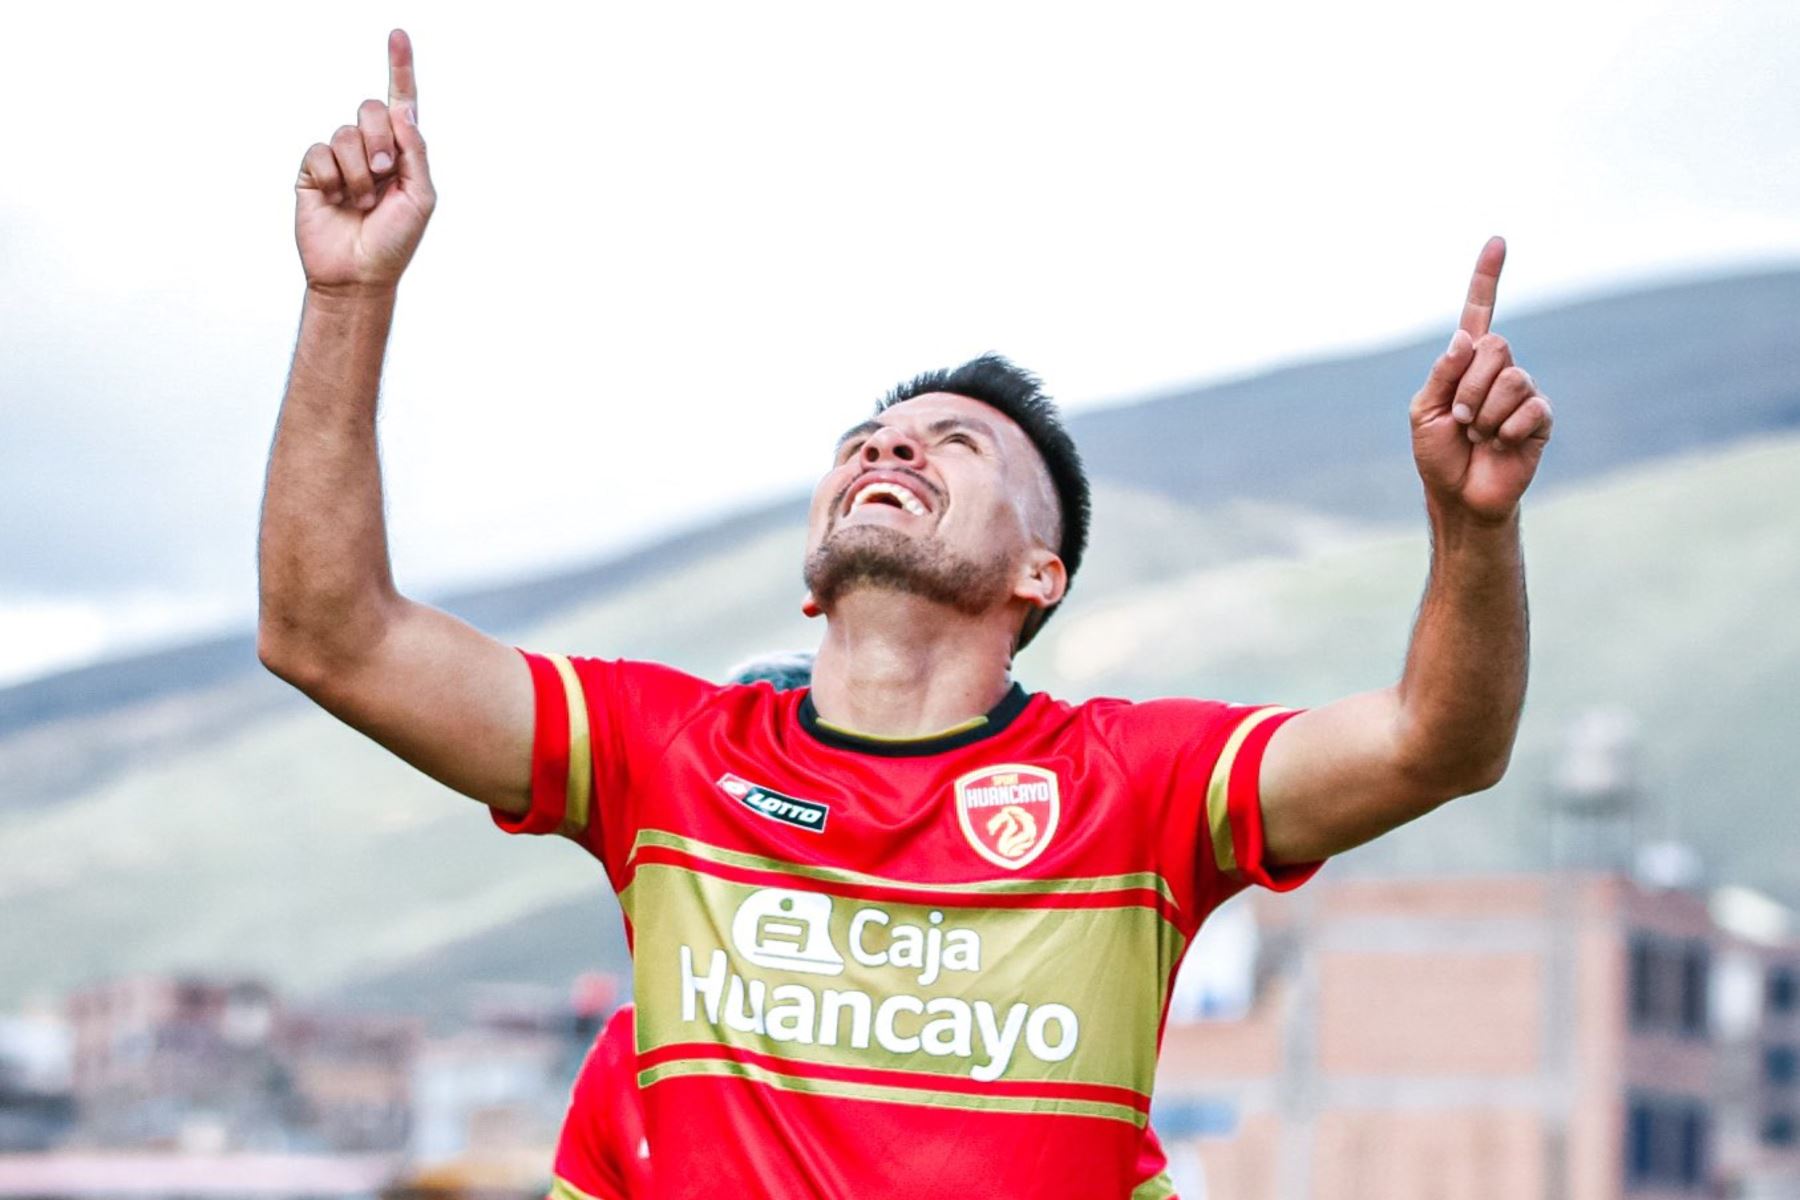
[1409,237,1555,523]
[294,30,436,294]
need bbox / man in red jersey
[262,31,1552,1200]
[554,1004,650,1200]
[546,653,816,1200]
[544,651,1176,1200]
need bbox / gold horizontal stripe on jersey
[1132,1170,1179,1200]
[638,1056,1147,1127]
[632,828,1176,904]
[549,1178,603,1200]
[627,864,1181,1097]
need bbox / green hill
[1027,433,1800,888]
[0,433,1795,1012]
[1069,268,1800,519]
[3,268,1795,1012]
[10,268,1794,743]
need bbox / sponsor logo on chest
[717,772,829,833]
[953,763,1060,870]
[678,886,1080,1081]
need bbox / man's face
[802,392,1063,621]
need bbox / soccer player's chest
[623,717,1157,882]
[618,719,1178,1106]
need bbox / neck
[809,592,1017,738]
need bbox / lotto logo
[717,773,830,833]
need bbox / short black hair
[879,354,1090,650]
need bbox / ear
[1012,547,1067,612]
[802,592,823,619]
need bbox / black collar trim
[797,683,1031,758]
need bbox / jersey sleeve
[491,652,719,885]
[1101,698,1324,930]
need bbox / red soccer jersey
[553,1004,651,1200]
[498,654,1319,1200]
[552,1005,1174,1200]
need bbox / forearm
[1392,497,1528,792]
[258,286,403,678]
[1260,241,1551,862]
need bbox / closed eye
[924,416,995,452]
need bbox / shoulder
[1044,690,1244,737]
[1023,690,1273,777]
[555,656,723,709]
[534,655,766,744]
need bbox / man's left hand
[1409,237,1555,523]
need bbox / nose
[861,424,920,465]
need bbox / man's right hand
[294,29,435,295]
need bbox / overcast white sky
[2,0,1796,686]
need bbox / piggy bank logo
[729,888,845,976]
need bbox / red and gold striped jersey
[550,1005,1178,1200]
[552,1005,650,1200]
[499,654,1319,1200]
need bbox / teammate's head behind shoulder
[726,651,816,690]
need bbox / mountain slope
[1030,431,1800,890]
[1071,268,1800,519]
[13,268,1792,733]
[0,486,1367,1009]
[2,268,1797,1012]
[1,434,1796,1011]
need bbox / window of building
[1679,1110,1708,1186]
[1627,1095,1712,1191]
[1630,935,1712,1038]
[1630,937,1659,1030]
[1762,1112,1797,1147]
[1770,967,1799,1016]
[1680,944,1709,1038]
[1767,1045,1799,1087]
[1628,1101,1656,1185]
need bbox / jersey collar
[797,683,1030,758]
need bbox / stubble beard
[804,526,1017,618]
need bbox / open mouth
[844,479,930,517]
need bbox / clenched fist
[294,29,436,295]
[1410,238,1555,523]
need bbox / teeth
[852,482,927,516]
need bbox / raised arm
[1258,238,1554,862]
[258,30,532,815]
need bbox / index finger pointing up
[1459,235,1507,338]
[388,28,418,117]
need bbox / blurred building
[395,978,617,1199]
[280,1009,417,1153]
[0,1009,75,1151]
[1710,888,1800,1200]
[62,975,416,1155]
[1155,872,1800,1199]
[0,971,623,1198]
